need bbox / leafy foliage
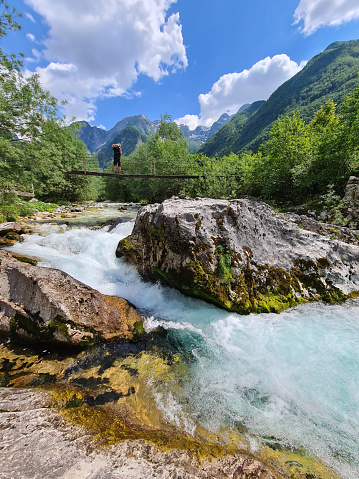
[0,1,99,220]
[102,115,193,203]
[106,81,359,210]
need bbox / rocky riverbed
[0,201,351,479]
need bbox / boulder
[117,196,359,314]
[0,250,144,346]
[0,222,25,236]
[0,222,29,246]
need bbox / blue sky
[3,0,359,130]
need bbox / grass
[0,192,57,222]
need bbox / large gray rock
[0,250,143,346]
[117,196,359,314]
[0,387,277,479]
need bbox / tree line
[0,1,99,221]
[102,88,359,213]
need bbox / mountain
[179,124,211,151]
[107,114,159,140]
[198,101,265,157]
[97,126,147,169]
[74,114,159,154]
[76,111,234,157]
[209,112,234,136]
[179,112,235,151]
[73,122,108,154]
[199,39,359,157]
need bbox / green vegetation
[200,40,359,157]
[102,114,193,203]
[199,100,265,157]
[0,1,99,221]
[100,83,359,211]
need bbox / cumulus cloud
[176,55,306,129]
[294,0,359,35]
[24,0,187,121]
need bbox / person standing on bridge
[112,142,122,174]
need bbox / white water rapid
[8,210,359,478]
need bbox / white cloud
[26,48,42,63]
[294,0,359,35]
[175,114,201,130]
[24,0,187,122]
[176,55,306,129]
[26,33,36,42]
[25,12,36,23]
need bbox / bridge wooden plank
[66,170,204,179]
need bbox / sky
[3,0,359,131]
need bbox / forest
[1,1,359,225]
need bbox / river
[7,203,359,478]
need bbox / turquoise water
[8,216,359,478]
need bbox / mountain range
[74,110,236,168]
[75,39,359,166]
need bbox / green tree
[103,114,190,203]
[0,0,99,214]
[260,112,312,202]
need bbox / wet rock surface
[0,250,143,346]
[117,196,359,314]
[0,387,282,479]
[0,222,29,246]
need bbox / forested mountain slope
[198,101,265,157]
[199,39,359,157]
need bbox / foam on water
[8,220,359,477]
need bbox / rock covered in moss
[0,250,143,346]
[117,196,359,314]
[0,221,29,246]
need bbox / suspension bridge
[66,154,209,179]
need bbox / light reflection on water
[8,211,359,478]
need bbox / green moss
[216,246,234,284]
[116,235,139,262]
[317,257,330,269]
[4,231,21,241]
[11,253,38,265]
[9,312,99,347]
[133,320,145,337]
[150,248,351,315]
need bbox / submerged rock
[0,250,143,346]
[117,196,359,314]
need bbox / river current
[8,205,359,478]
